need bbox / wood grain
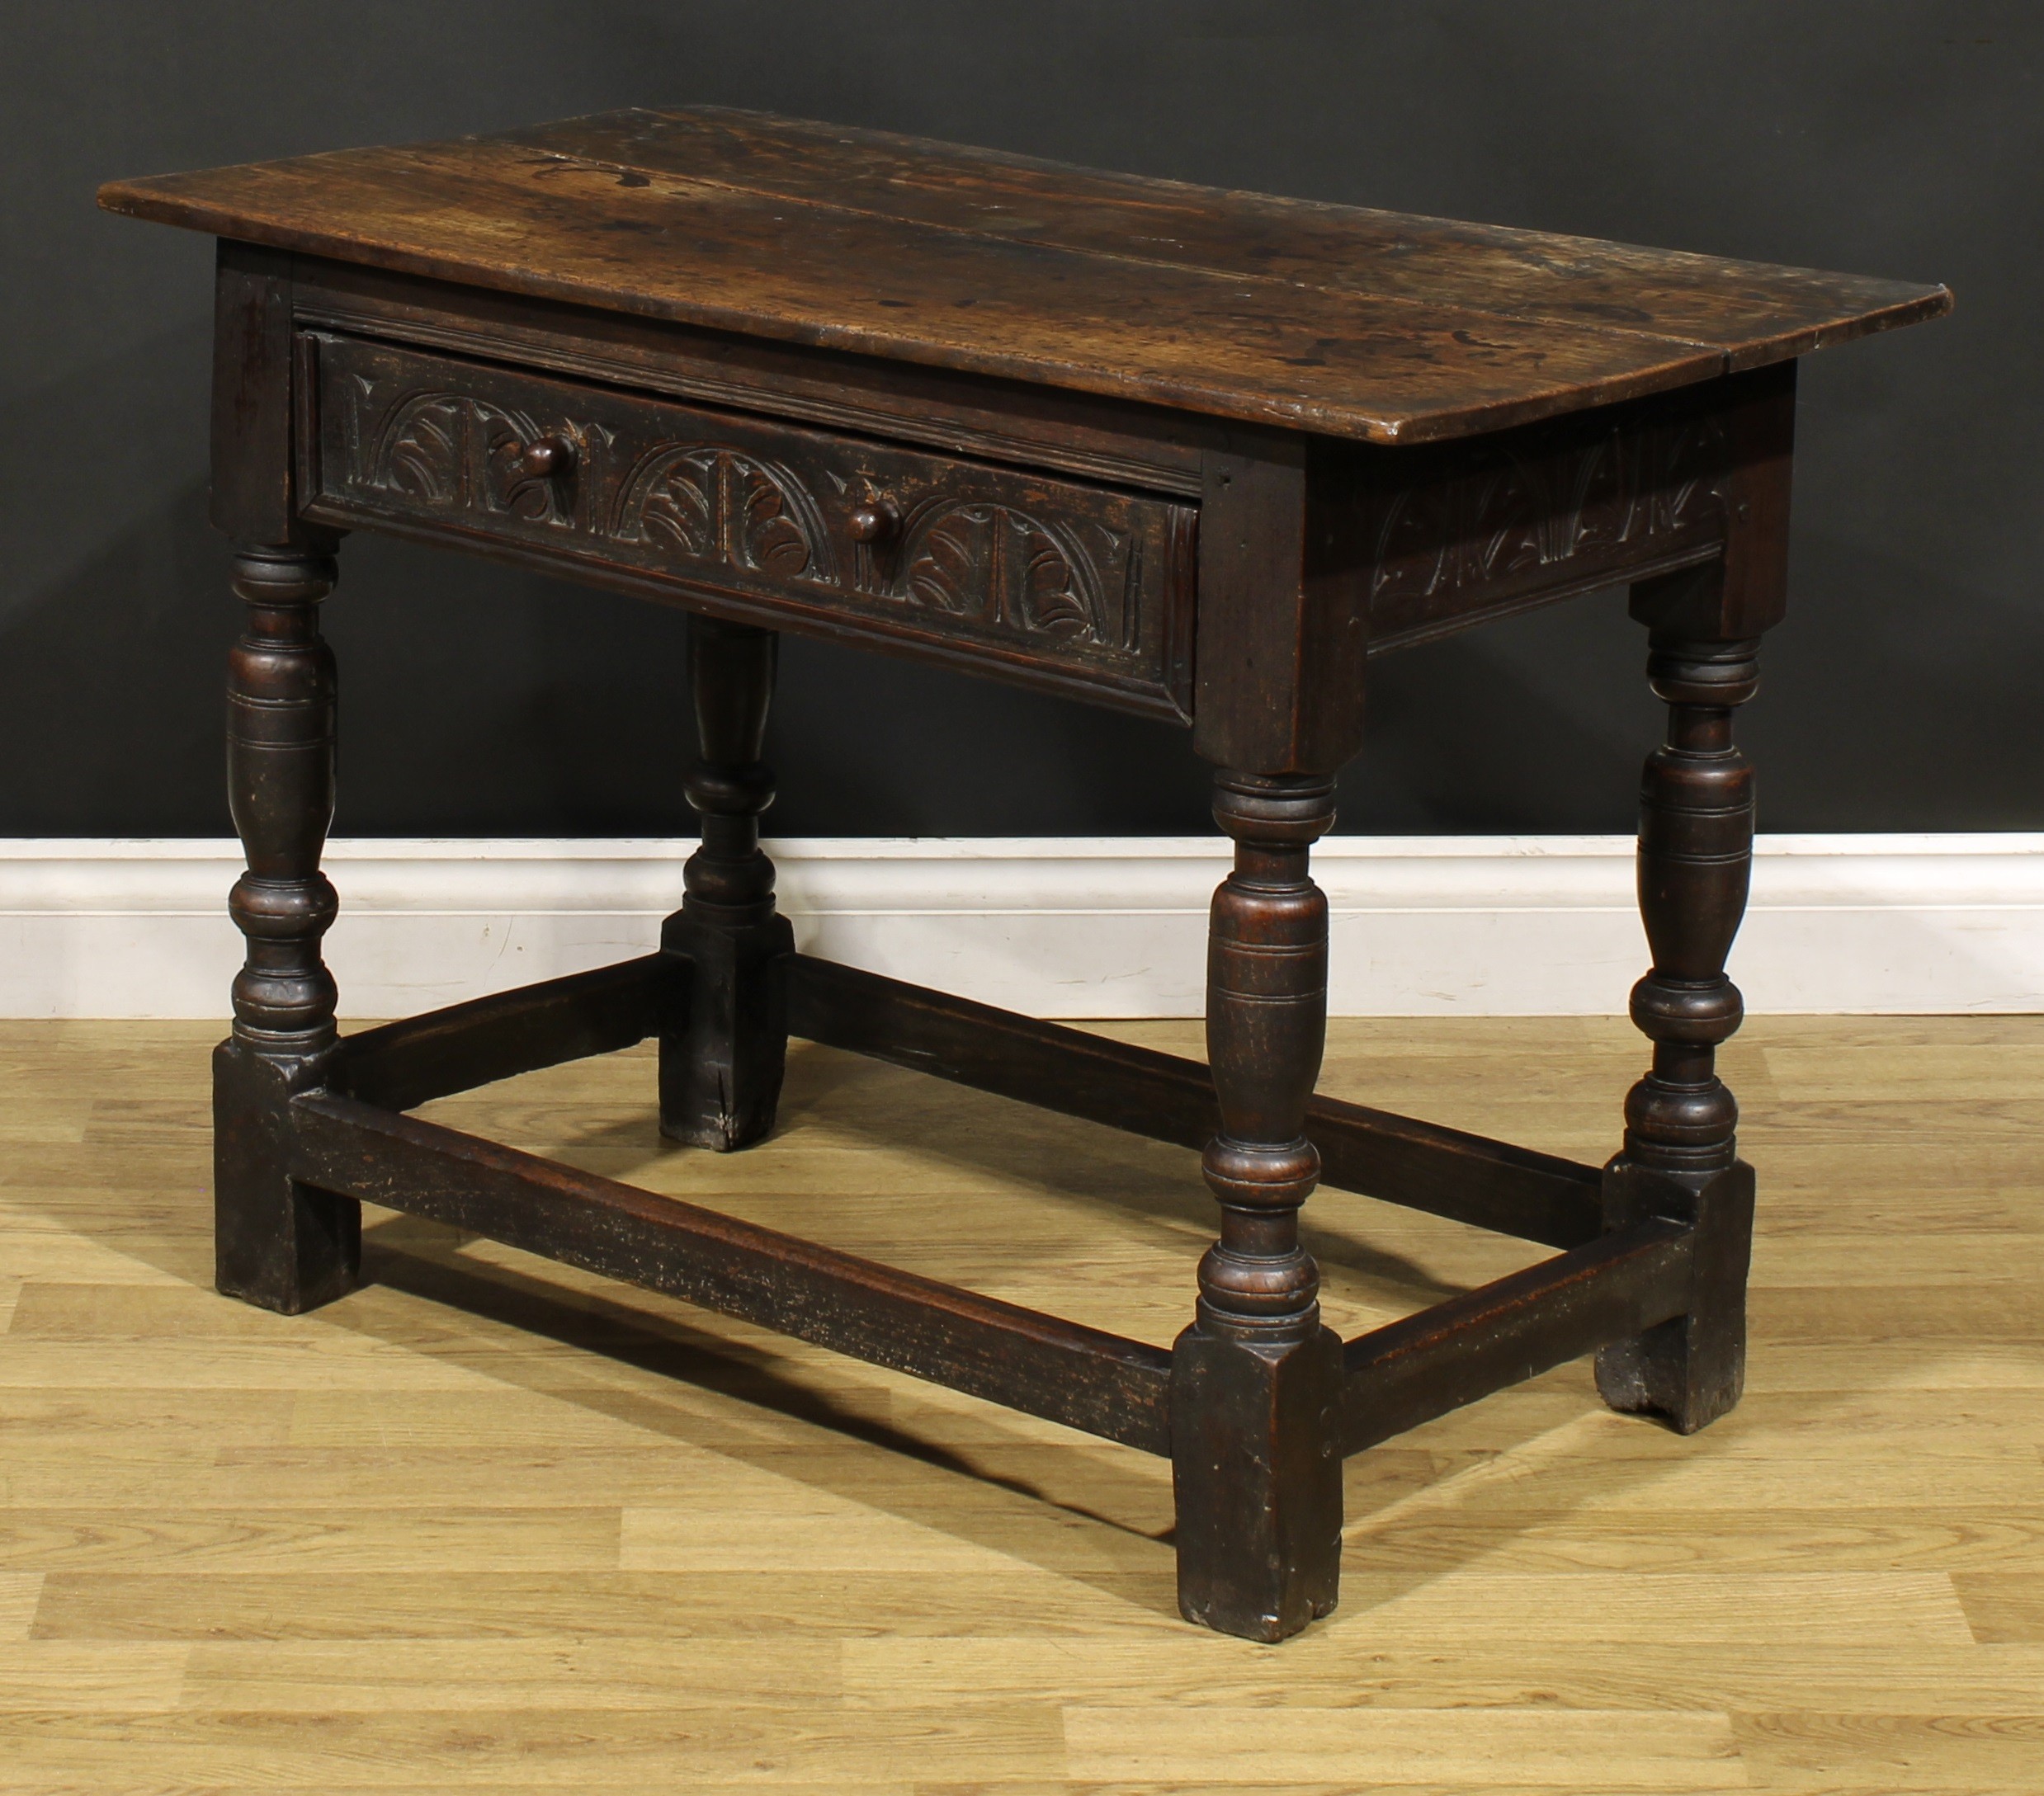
[2,1013,2039,1789]
[97,106,1949,445]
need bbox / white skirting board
[2,834,2041,1020]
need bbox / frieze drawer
[298,331,1197,718]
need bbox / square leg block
[1170,1321,1344,1642]
[658,913,795,1152]
[1596,1158,1754,1434]
[214,1037,360,1314]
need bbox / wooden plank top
[99,106,1950,445]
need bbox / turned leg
[1596,629,1762,1432]
[214,544,360,1313]
[659,614,795,1150]
[1171,771,1344,1642]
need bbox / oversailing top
[98,106,1951,445]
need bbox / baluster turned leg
[214,545,360,1313]
[1597,631,1763,1431]
[659,615,795,1149]
[1171,772,1344,1642]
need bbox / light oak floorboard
[0,1015,2039,1792]
[0,1572,40,1642]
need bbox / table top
[100,106,1949,445]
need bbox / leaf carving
[372,394,466,506]
[905,508,985,614]
[1468,457,1546,582]
[735,464,813,577]
[359,390,576,527]
[1566,431,1633,553]
[634,455,716,559]
[616,445,832,584]
[1017,529,1093,638]
[899,502,1106,643]
[1372,411,1731,606]
[1371,488,1452,600]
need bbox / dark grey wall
[3,1,2032,837]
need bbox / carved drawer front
[300,331,1197,718]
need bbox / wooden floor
[1,1014,2041,1794]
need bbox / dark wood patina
[102,107,1948,1642]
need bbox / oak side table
[101,109,1948,1642]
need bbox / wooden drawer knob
[517,434,576,478]
[848,497,899,544]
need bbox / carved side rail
[1352,378,1742,654]
[288,1091,1174,1454]
[1339,1218,1694,1455]
[790,954,1603,1248]
[328,955,673,1113]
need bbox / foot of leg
[1595,1159,1754,1432]
[659,615,793,1151]
[1172,1318,1343,1640]
[214,1038,360,1313]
